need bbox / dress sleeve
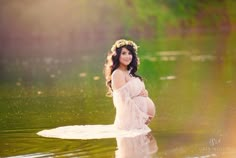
[112,85,149,130]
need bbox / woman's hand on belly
[138,89,148,97]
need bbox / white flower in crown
[111,39,139,54]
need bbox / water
[0,34,236,157]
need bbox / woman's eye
[121,51,131,55]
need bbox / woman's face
[119,47,133,67]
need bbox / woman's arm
[111,70,126,90]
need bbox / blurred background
[0,0,235,157]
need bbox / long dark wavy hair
[104,44,142,96]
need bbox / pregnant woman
[37,39,156,140]
[104,39,156,130]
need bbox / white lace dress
[113,77,155,130]
[37,77,155,140]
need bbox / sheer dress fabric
[36,77,155,140]
[113,77,155,130]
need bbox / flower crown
[111,39,139,54]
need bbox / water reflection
[79,72,87,77]
[190,55,216,62]
[115,132,158,158]
[160,75,176,80]
[160,56,177,61]
[6,153,54,158]
[157,51,188,56]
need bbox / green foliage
[118,0,234,40]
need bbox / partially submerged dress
[113,77,155,130]
[37,77,155,140]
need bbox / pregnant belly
[133,96,155,117]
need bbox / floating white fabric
[37,124,151,140]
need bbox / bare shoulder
[111,69,124,78]
[111,69,126,90]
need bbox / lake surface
[0,33,236,157]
